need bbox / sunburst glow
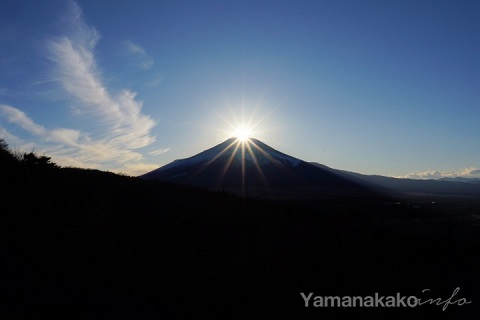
[196,105,284,196]
[233,125,252,141]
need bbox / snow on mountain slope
[139,137,376,198]
[148,138,302,176]
[143,140,480,198]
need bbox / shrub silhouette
[22,152,58,169]
[0,138,22,179]
[0,138,16,163]
[0,138,7,151]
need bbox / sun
[233,125,252,142]
[212,100,273,143]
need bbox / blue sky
[1,0,479,178]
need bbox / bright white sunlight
[233,125,252,142]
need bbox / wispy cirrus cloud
[48,4,156,150]
[0,126,23,146]
[0,1,164,175]
[123,40,154,70]
[399,167,480,179]
[0,104,47,136]
[149,147,170,156]
[0,104,145,166]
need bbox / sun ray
[212,111,237,132]
[248,140,282,166]
[233,125,252,141]
[188,139,238,182]
[246,95,266,129]
[245,140,269,187]
[210,94,278,143]
[241,140,246,196]
[249,108,274,132]
[206,140,238,165]
[229,105,241,129]
[203,99,284,192]
[249,139,302,183]
[215,140,242,188]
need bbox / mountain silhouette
[141,138,374,198]
[310,162,480,197]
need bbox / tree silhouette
[22,152,58,169]
[0,138,7,151]
[0,138,17,166]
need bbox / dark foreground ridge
[1,139,479,318]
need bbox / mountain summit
[141,138,372,198]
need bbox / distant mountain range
[311,163,480,197]
[142,138,480,198]
[438,177,480,184]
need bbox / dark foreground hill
[1,140,479,318]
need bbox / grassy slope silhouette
[1,138,479,318]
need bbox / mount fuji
[141,138,374,198]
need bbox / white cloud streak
[0,104,145,166]
[0,2,164,175]
[399,167,480,179]
[149,148,170,156]
[0,104,47,136]
[123,40,154,70]
[49,8,156,149]
[0,126,23,145]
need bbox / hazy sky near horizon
[1,0,479,178]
